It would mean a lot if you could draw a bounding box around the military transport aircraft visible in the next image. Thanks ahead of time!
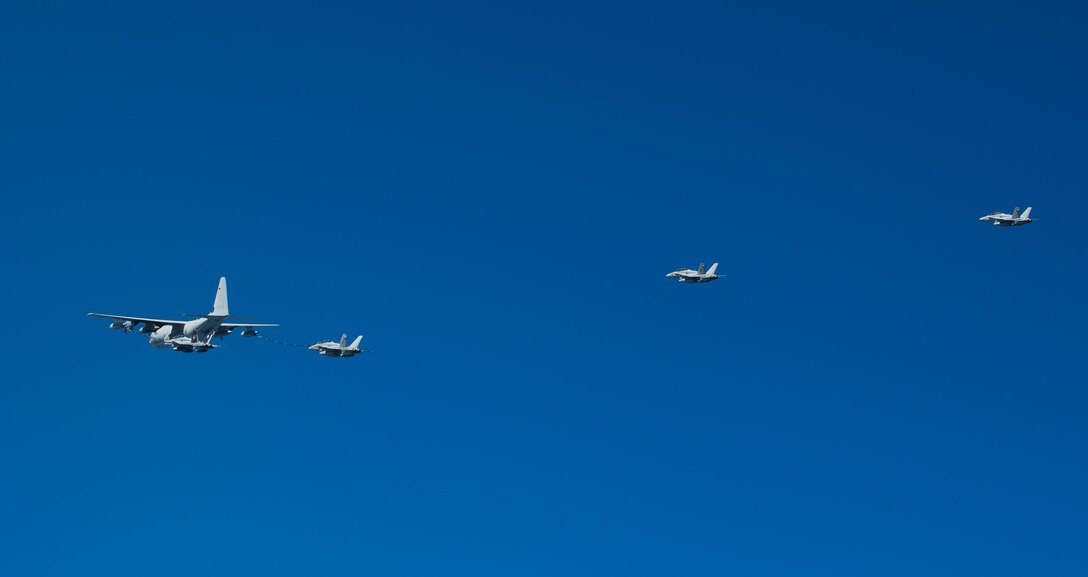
[666,262,723,283]
[88,277,278,353]
[980,206,1034,226]
[309,334,366,358]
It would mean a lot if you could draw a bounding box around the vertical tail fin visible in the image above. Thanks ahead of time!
[1011,207,1021,218]
[211,277,229,316]
[706,263,718,276]
[697,263,706,274]
[349,336,363,349]
[339,334,348,347]
[1020,207,1032,219]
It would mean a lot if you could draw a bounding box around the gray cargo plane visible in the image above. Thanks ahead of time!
[88,277,278,353]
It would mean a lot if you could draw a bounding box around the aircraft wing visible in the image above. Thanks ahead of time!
[221,322,280,328]
[87,314,278,329]
[87,312,185,329]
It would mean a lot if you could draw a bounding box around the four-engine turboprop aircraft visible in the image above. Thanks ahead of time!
[309,334,366,358]
[88,277,278,353]
[980,206,1034,226]
[666,262,722,283]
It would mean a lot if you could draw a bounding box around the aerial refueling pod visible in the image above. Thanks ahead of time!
[241,327,259,337]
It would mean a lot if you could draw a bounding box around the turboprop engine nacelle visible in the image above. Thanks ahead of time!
[214,327,234,338]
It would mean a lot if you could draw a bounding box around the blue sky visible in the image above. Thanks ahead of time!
[2,1,1086,575]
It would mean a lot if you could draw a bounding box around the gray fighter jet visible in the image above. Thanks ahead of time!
[666,262,722,283]
[980,206,1033,226]
[309,334,366,358]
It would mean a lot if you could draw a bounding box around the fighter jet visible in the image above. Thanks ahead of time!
[309,334,366,358]
[164,336,220,353]
[88,277,278,353]
[666,262,722,283]
[980,206,1034,226]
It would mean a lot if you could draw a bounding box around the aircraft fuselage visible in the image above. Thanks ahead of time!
[147,316,226,349]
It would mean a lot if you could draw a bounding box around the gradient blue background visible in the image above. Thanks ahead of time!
[2,1,1086,575]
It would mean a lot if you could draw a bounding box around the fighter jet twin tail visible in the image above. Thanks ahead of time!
[88,277,363,358]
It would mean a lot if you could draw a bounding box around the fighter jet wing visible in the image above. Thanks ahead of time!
[86,313,185,329]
